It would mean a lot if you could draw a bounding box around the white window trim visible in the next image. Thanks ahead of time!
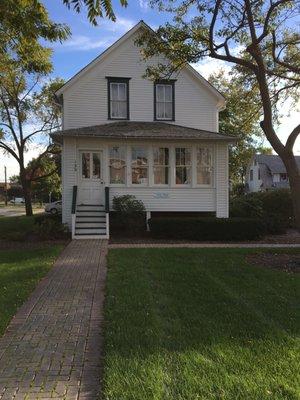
[109,81,128,120]
[155,83,174,121]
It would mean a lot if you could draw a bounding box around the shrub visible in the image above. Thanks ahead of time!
[111,195,146,235]
[149,217,265,241]
[34,214,69,239]
[112,195,145,213]
[230,189,293,230]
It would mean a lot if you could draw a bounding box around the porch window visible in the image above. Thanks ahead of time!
[109,146,126,184]
[153,147,169,185]
[196,147,213,185]
[175,147,191,185]
[131,146,148,185]
[154,81,175,120]
[107,77,130,120]
[81,152,101,179]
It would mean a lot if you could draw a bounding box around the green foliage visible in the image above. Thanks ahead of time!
[62,0,128,25]
[112,195,145,213]
[230,189,294,229]
[0,0,70,73]
[26,150,61,202]
[149,217,265,241]
[34,214,69,239]
[0,215,36,241]
[209,71,272,183]
[111,195,146,235]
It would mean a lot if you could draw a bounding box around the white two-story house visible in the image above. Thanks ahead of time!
[51,21,235,239]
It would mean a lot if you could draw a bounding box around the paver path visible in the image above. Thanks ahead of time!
[0,240,108,400]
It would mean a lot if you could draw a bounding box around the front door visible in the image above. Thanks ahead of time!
[77,150,104,205]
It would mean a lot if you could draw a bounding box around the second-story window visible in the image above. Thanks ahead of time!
[154,80,175,121]
[107,77,130,120]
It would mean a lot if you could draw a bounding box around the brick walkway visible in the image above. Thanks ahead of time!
[0,240,108,400]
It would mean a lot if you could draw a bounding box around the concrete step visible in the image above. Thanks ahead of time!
[75,223,106,228]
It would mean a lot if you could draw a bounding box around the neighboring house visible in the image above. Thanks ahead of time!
[246,154,300,192]
[51,21,235,239]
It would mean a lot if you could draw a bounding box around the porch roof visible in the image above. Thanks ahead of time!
[50,122,237,143]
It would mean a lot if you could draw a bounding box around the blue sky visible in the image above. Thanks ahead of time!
[43,0,169,81]
[0,1,299,180]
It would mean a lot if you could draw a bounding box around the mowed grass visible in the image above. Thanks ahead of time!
[103,248,300,400]
[0,246,63,335]
[0,215,36,240]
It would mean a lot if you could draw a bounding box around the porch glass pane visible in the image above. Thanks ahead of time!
[131,147,148,184]
[109,146,126,184]
[92,153,101,179]
[82,153,90,179]
[132,167,148,185]
[153,147,169,185]
[154,166,169,185]
[175,148,191,185]
[197,147,212,185]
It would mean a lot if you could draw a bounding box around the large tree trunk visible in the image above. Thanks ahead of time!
[20,169,33,216]
[280,151,300,231]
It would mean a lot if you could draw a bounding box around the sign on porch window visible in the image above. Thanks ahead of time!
[109,146,126,184]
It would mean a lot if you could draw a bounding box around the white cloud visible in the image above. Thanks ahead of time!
[191,59,231,80]
[100,15,136,33]
[61,35,111,51]
[139,0,149,11]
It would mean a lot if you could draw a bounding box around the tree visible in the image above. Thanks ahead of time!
[0,0,70,74]
[138,0,300,229]
[26,151,61,203]
[209,70,271,183]
[0,71,64,216]
[62,0,128,25]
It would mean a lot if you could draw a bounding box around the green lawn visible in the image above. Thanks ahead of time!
[0,245,63,335]
[0,215,37,240]
[103,248,300,400]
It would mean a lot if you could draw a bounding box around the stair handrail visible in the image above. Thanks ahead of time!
[72,185,77,214]
[105,186,109,213]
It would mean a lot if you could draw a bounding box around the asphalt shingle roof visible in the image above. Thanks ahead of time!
[256,154,300,173]
[51,122,237,143]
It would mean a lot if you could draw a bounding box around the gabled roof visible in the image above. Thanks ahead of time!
[55,20,225,107]
[255,154,300,173]
[50,121,237,143]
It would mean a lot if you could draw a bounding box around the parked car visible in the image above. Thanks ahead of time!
[9,197,25,204]
[45,200,62,215]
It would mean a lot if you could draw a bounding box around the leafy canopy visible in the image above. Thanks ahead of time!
[0,0,70,74]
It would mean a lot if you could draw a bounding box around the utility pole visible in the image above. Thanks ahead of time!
[4,166,8,206]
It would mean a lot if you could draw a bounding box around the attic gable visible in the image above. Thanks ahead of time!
[56,20,225,107]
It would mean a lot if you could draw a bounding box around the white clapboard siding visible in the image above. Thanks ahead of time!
[63,30,219,132]
[62,137,77,227]
[109,188,216,212]
[215,143,229,217]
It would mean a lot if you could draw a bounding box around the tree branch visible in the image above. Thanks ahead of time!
[286,124,300,151]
